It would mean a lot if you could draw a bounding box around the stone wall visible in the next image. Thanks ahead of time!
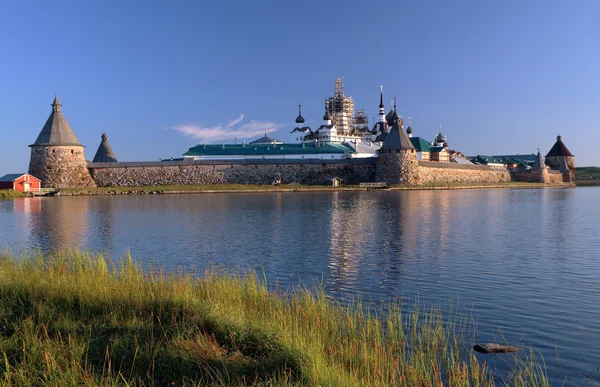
[29,146,96,188]
[87,158,573,188]
[418,161,511,184]
[546,155,575,173]
[512,168,572,184]
[375,150,420,184]
[89,160,375,187]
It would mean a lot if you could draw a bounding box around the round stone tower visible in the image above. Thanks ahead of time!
[28,95,96,188]
[375,116,420,185]
[545,135,575,173]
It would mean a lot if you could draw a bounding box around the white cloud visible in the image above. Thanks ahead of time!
[172,114,281,143]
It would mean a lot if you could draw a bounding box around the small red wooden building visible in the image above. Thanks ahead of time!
[0,173,42,193]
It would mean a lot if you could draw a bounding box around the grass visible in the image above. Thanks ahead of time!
[0,251,550,386]
[0,191,27,199]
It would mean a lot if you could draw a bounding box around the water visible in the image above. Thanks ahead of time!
[1,188,599,384]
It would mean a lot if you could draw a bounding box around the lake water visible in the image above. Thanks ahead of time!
[1,188,599,384]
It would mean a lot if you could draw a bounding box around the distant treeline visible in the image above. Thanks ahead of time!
[575,167,600,180]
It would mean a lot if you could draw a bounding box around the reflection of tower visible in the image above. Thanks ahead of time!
[28,197,90,251]
[94,197,115,252]
[326,192,379,291]
[327,78,355,134]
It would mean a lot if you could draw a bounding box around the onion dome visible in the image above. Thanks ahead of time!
[323,102,333,121]
[295,104,305,124]
[387,97,400,126]
[443,141,448,148]
[385,108,395,126]
[436,131,446,143]
[406,126,413,135]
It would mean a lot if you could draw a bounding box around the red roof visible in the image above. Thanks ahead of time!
[545,136,573,157]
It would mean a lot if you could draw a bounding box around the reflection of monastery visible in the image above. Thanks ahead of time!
[22,79,575,189]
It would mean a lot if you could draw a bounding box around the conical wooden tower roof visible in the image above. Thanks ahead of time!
[93,133,118,162]
[532,150,546,170]
[545,135,573,157]
[30,95,83,147]
[381,117,415,151]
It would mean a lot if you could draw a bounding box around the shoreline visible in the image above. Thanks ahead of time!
[0,181,579,199]
[50,181,576,197]
[0,250,548,386]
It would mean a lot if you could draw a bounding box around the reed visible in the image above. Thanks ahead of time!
[0,191,26,199]
[0,250,548,386]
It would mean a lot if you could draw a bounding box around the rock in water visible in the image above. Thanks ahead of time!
[473,343,519,354]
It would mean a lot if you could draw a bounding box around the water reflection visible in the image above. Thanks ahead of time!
[25,197,90,251]
[0,188,598,384]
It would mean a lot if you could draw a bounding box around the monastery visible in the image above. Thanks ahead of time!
[21,79,575,189]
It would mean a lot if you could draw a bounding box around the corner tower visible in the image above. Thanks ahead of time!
[375,117,420,185]
[28,95,96,188]
[545,135,575,173]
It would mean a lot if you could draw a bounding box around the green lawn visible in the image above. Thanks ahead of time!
[0,251,548,386]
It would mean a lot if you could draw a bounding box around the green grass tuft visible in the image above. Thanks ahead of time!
[0,191,26,200]
[0,251,549,386]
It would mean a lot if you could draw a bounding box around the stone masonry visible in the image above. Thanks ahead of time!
[29,146,96,188]
[376,150,420,184]
[89,162,376,187]
[418,161,511,184]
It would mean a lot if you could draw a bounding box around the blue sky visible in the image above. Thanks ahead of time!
[1,0,598,176]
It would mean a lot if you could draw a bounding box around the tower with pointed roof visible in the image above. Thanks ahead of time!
[545,135,575,175]
[28,95,96,188]
[375,116,420,184]
[531,149,549,183]
[93,133,118,163]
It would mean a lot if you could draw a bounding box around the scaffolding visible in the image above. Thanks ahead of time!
[327,78,355,134]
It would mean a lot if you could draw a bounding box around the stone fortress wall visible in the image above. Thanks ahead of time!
[87,157,564,187]
[417,161,512,184]
[511,169,571,184]
[88,160,376,187]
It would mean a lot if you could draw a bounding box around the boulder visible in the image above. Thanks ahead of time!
[473,343,519,354]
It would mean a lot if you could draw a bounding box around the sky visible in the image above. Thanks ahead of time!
[1,0,599,176]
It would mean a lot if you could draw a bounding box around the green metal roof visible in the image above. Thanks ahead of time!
[471,155,507,165]
[410,137,432,152]
[183,142,354,156]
